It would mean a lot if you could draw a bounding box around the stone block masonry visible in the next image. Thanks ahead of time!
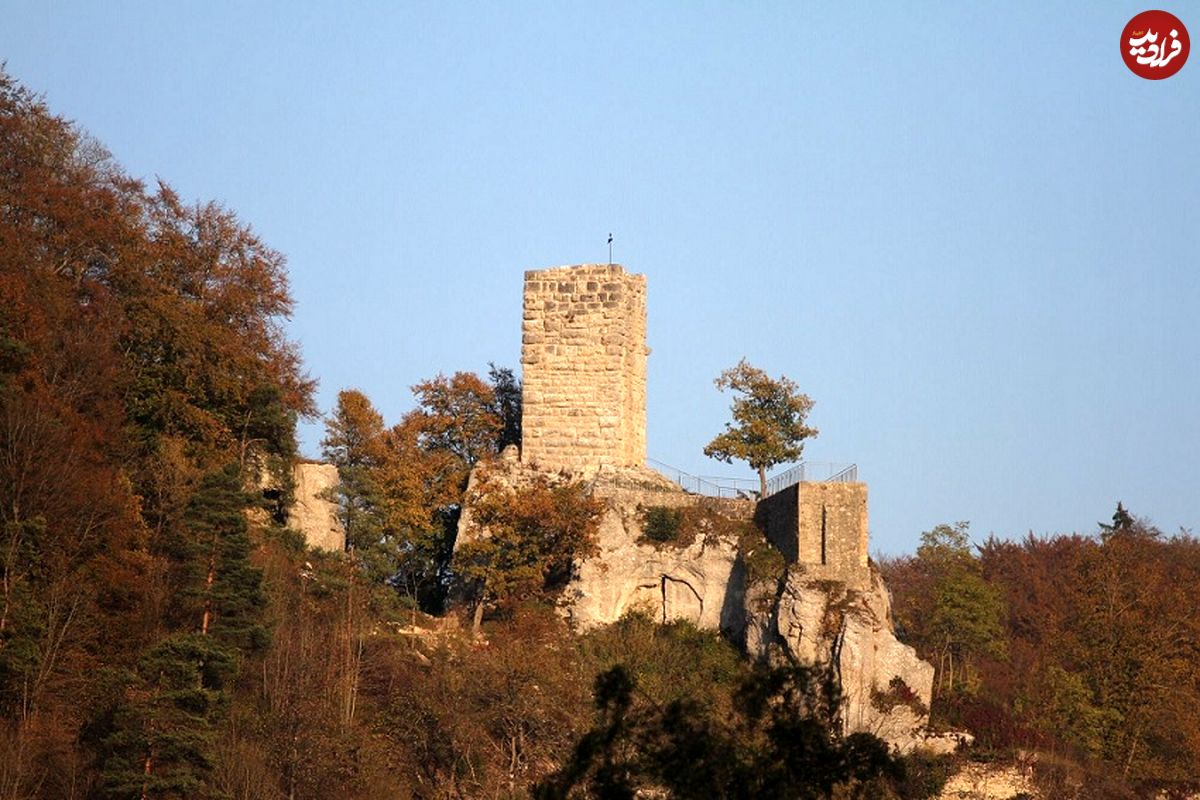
[520,264,648,473]
[757,482,869,587]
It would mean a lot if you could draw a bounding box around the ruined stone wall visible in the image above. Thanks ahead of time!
[798,482,868,585]
[520,264,647,473]
[757,481,868,587]
[757,482,801,563]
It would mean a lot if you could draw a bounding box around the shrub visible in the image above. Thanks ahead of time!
[871,675,930,717]
[641,505,684,544]
[738,524,787,585]
[894,751,959,799]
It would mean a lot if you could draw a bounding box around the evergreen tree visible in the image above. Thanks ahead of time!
[487,362,523,452]
[163,465,267,652]
[1099,501,1141,541]
[98,466,266,798]
[322,390,387,555]
[97,634,236,799]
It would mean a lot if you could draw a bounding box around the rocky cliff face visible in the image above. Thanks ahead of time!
[459,458,750,634]
[562,473,935,752]
[289,463,345,552]
[566,496,745,634]
[458,459,936,752]
[749,565,935,751]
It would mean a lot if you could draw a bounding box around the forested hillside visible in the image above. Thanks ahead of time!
[0,67,316,795]
[0,70,906,799]
[882,513,1200,797]
[4,68,1198,799]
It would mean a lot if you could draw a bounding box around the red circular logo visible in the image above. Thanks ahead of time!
[1122,10,1189,79]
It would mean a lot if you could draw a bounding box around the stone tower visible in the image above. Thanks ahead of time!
[520,264,647,473]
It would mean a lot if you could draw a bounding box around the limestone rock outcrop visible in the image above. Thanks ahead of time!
[749,564,935,752]
[289,462,345,552]
[566,495,744,633]
[458,458,751,634]
[457,457,937,753]
[937,761,1039,799]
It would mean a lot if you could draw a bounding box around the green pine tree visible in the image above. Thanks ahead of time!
[99,465,266,798]
[97,634,236,799]
[322,389,388,556]
[163,464,267,652]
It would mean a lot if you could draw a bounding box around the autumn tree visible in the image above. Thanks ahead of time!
[1054,516,1200,784]
[0,70,157,794]
[0,67,313,794]
[251,547,393,799]
[323,369,521,609]
[897,523,1006,698]
[117,184,314,536]
[409,371,502,467]
[883,509,1200,792]
[456,477,602,636]
[703,360,818,496]
[373,416,463,608]
[365,605,591,796]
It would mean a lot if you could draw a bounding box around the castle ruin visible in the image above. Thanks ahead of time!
[518,262,869,585]
[470,263,934,751]
[519,264,647,473]
[757,481,869,588]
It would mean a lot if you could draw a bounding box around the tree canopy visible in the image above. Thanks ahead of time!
[884,523,1007,702]
[321,368,524,610]
[882,508,1200,794]
[456,475,602,635]
[0,67,313,797]
[703,359,818,495]
[535,660,900,799]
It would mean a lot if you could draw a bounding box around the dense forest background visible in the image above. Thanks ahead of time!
[2,70,1198,798]
[881,514,1200,797]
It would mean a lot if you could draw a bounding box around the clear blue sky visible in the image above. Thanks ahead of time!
[4,2,1197,554]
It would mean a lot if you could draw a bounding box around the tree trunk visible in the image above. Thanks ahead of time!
[2,505,24,635]
[342,583,361,725]
[1124,729,1140,778]
[141,747,153,800]
[201,548,216,636]
[472,599,486,639]
[758,467,768,497]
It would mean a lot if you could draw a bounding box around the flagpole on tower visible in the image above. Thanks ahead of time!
[608,233,613,265]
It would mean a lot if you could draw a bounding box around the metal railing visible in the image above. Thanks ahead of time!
[648,458,858,500]
[647,458,760,499]
[763,462,858,498]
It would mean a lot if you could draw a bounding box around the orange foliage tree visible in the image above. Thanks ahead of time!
[456,476,603,636]
[323,371,520,610]
[0,67,313,796]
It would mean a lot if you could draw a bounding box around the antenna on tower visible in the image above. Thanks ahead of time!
[607,232,613,265]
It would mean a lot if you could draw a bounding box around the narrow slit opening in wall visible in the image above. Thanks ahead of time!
[821,504,827,565]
